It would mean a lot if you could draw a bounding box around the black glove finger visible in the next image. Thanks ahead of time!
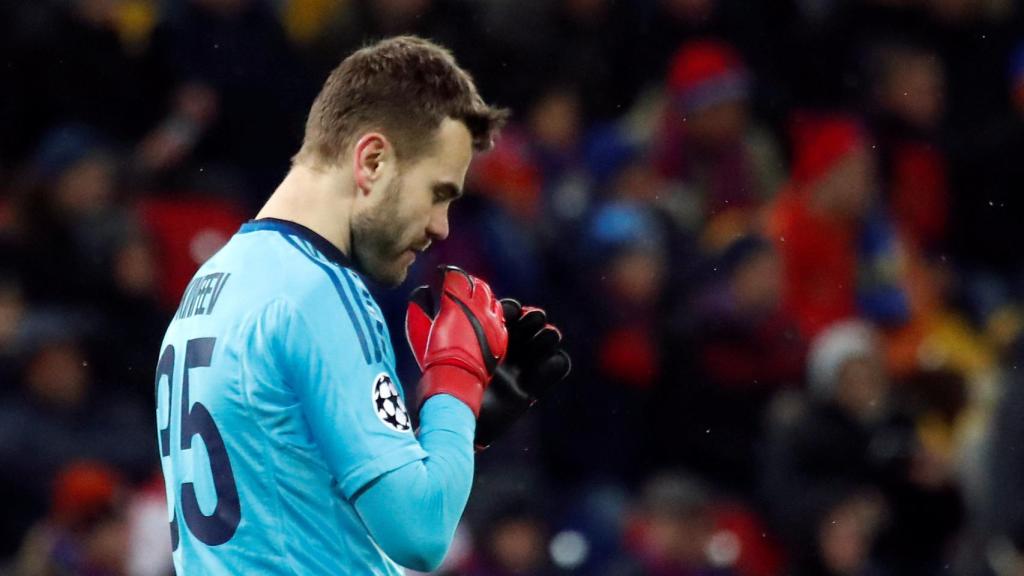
[408,285,437,318]
[520,349,571,398]
[504,304,543,366]
[523,324,562,361]
[541,348,572,381]
[509,309,559,368]
[500,298,522,325]
[514,306,547,340]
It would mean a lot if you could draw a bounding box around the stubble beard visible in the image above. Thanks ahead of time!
[351,176,411,287]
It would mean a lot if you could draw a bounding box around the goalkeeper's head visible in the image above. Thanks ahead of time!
[289,36,508,286]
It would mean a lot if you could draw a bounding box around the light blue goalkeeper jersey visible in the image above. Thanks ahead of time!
[156,218,431,575]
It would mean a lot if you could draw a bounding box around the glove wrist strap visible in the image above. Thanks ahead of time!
[419,364,485,417]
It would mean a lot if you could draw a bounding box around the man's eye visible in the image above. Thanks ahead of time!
[432,185,460,204]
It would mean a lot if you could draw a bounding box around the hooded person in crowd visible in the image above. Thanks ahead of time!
[768,115,910,340]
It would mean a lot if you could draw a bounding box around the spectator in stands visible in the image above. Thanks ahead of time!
[988,335,1024,574]
[675,235,804,492]
[761,320,961,575]
[759,320,899,573]
[462,500,553,576]
[550,200,669,484]
[0,271,27,389]
[793,489,888,576]
[882,251,1002,572]
[94,233,169,404]
[693,236,803,392]
[866,41,951,254]
[768,115,909,339]
[11,461,129,576]
[654,39,783,243]
[151,0,311,203]
[13,125,141,308]
[0,328,154,558]
[471,83,588,232]
[612,473,737,576]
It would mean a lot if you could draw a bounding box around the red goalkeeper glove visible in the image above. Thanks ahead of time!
[405,266,508,416]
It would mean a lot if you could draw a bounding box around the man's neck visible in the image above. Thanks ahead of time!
[256,164,355,256]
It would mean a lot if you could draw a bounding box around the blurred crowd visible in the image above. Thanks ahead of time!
[2,0,1024,575]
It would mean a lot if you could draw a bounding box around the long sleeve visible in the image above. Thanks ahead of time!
[353,395,475,572]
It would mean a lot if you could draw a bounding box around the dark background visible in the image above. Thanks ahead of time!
[1,0,1024,575]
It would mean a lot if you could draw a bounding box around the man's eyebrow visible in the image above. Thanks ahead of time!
[433,182,463,200]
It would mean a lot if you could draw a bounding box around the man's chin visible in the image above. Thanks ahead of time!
[367,263,409,288]
[380,271,408,288]
[353,250,409,287]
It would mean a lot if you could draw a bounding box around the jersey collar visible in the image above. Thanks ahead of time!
[239,218,355,269]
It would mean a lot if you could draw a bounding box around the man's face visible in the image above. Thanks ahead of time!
[685,99,749,150]
[732,248,782,314]
[813,146,876,220]
[837,354,889,421]
[352,119,473,286]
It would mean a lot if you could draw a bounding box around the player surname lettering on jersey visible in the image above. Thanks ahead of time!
[175,272,231,320]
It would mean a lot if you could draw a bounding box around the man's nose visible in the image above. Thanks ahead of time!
[426,206,449,241]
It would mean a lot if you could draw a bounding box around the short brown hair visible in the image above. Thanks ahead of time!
[294,36,508,166]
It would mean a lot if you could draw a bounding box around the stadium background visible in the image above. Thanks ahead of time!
[2,0,1024,574]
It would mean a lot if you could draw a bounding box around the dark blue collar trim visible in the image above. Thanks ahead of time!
[239,218,355,269]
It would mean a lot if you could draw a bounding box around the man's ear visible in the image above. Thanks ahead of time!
[353,133,390,195]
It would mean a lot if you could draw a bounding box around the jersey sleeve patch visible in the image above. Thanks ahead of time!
[371,373,411,433]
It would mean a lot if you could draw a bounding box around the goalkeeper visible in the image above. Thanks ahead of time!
[155,36,569,575]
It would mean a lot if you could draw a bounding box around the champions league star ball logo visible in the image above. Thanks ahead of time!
[373,373,411,432]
